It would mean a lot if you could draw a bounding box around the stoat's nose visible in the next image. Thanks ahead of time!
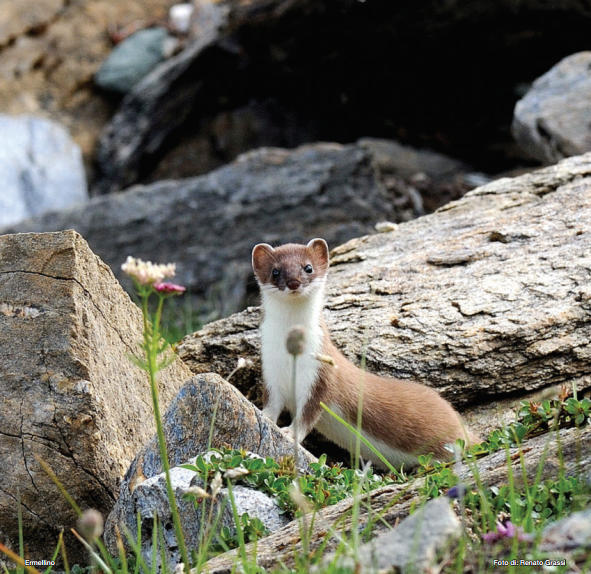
[286,279,301,291]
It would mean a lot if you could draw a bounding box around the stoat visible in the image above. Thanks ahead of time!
[251,238,477,469]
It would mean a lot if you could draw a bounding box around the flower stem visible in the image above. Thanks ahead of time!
[145,293,190,573]
[153,294,165,353]
[291,354,299,478]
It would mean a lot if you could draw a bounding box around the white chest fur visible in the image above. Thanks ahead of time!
[260,288,324,420]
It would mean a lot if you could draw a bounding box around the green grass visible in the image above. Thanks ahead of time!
[179,388,590,572]
[159,294,205,345]
[183,450,399,517]
[3,388,590,574]
[3,389,589,574]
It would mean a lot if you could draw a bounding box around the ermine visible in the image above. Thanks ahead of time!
[252,238,478,469]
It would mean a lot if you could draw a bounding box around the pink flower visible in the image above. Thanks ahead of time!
[153,282,186,295]
[482,530,500,543]
[482,521,532,544]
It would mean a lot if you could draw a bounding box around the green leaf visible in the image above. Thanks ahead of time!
[195,457,208,474]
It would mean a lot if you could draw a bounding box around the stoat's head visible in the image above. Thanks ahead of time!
[252,238,329,300]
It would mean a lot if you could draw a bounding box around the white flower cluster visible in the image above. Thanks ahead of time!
[121,256,176,285]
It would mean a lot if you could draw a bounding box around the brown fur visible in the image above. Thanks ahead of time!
[313,328,476,459]
[252,241,329,292]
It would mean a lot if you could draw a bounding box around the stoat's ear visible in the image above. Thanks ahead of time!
[306,238,329,269]
[252,243,275,276]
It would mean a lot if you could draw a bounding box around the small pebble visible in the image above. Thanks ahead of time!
[169,3,195,34]
[375,221,398,233]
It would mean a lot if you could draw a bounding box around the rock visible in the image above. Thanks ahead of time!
[0,0,176,168]
[177,153,591,427]
[0,0,63,46]
[539,507,591,552]
[358,137,477,215]
[145,100,320,184]
[95,28,173,94]
[2,140,466,318]
[105,458,288,571]
[359,137,469,182]
[360,497,460,572]
[4,1,591,182]
[0,230,192,562]
[323,497,461,573]
[169,3,194,35]
[512,52,591,163]
[104,374,315,561]
[0,115,88,227]
[95,0,229,193]
[92,0,591,191]
[202,424,591,572]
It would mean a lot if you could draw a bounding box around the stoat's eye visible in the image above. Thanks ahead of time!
[304,264,313,274]
[272,268,280,278]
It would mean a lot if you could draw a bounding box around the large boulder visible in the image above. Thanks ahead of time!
[512,52,591,163]
[0,230,192,562]
[177,152,591,421]
[0,140,472,317]
[0,115,88,227]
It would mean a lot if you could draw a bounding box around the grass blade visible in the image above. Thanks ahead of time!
[58,531,69,574]
[17,490,24,574]
[43,535,63,574]
[320,402,401,477]
[226,481,249,573]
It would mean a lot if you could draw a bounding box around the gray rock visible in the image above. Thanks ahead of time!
[331,497,461,573]
[104,374,314,561]
[108,458,288,571]
[359,137,469,182]
[512,52,591,163]
[1,140,474,318]
[0,230,192,563]
[358,137,478,215]
[0,141,419,318]
[539,507,591,552]
[0,115,87,227]
[95,28,173,94]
